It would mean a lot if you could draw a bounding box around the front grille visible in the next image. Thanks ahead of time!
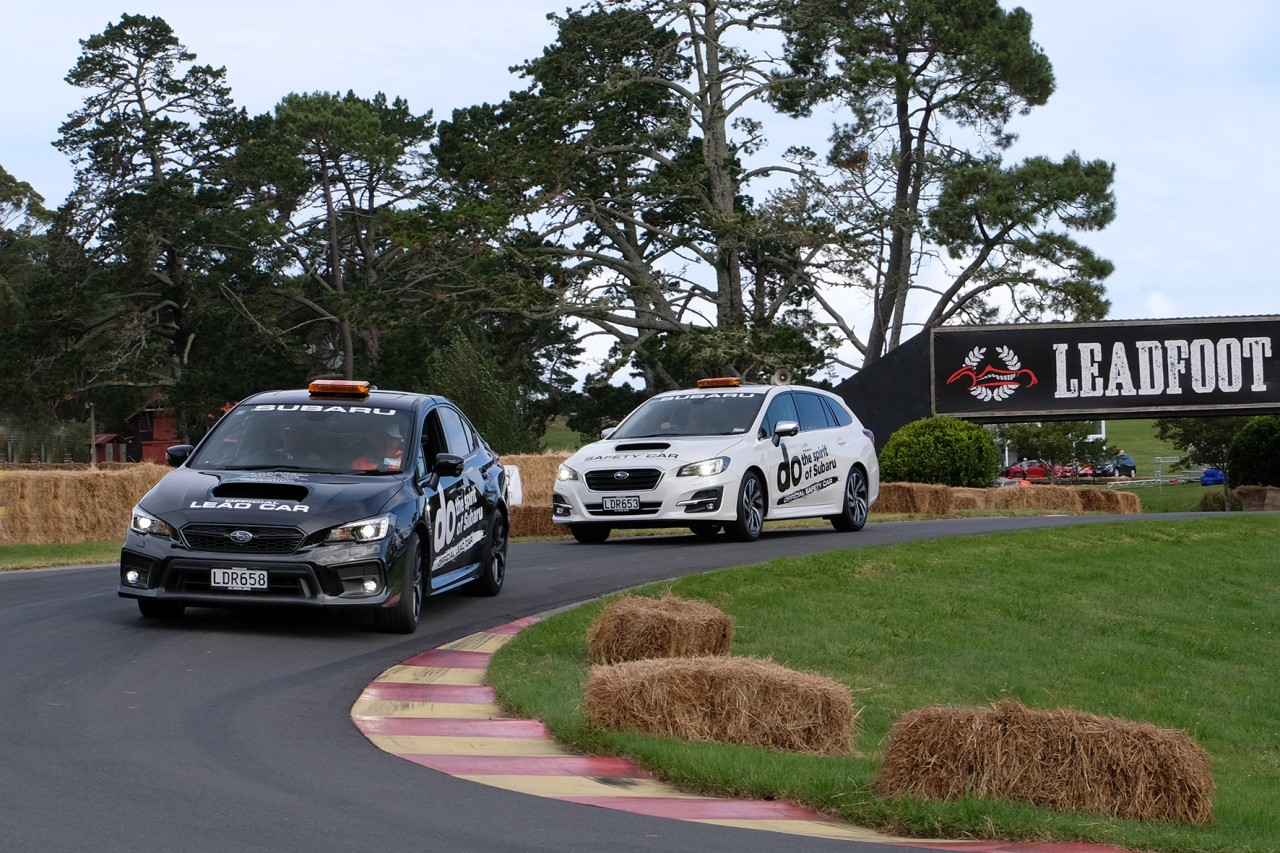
[180,524,304,554]
[584,468,663,491]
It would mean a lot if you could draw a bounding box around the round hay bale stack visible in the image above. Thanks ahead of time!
[585,655,857,755]
[587,593,733,663]
[876,700,1214,825]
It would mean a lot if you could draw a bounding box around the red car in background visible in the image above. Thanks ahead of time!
[1006,459,1076,479]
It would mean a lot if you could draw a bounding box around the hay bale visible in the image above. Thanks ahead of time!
[500,452,568,506]
[587,593,733,663]
[876,700,1214,825]
[984,484,1085,513]
[1234,485,1280,511]
[0,464,169,544]
[509,504,565,539]
[585,655,857,755]
[949,488,988,510]
[870,483,953,515]
[1078,488,1141,514]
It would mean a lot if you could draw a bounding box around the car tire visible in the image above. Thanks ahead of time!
[468,510,508,596]
[376,531,424,634]
[828,466,869,532]
[725,472,765,542]
[689,523,721,539]
[569,524,611,544]
[137,599,185,620]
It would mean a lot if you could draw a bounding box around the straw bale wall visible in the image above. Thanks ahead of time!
[0,464,168,544]
[585,655,857,755]
[877,700,1214,825]
[0,457,1143,545]
[587,593,734,663]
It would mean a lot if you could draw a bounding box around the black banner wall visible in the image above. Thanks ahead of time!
[932,316,1280,421]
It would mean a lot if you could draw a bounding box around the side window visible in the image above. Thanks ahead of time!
[823,396,854,428]
[760,392,799,438]
[795,392,835,431]
[420,409,448,476]
[438,406,474,456]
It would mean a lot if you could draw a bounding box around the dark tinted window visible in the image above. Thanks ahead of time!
[760,392,799,437]
[823,396,853,427]
[795,392,835,431]
[438,405,474,455]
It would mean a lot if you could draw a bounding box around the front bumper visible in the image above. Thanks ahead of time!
[117,531,402,609]
[552,473,732,527]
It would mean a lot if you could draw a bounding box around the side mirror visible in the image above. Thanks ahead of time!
[434,453,465,478]
[165,444,194,467]
[771,420,799,447]
[601,427,615,439]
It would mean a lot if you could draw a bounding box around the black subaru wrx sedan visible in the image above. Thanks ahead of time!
[117,380,509,633]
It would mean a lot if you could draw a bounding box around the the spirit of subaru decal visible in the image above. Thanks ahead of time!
[775,442,839,505]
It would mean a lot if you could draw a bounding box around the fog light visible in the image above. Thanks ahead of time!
[125,570,140,585]
[362,578,378,593]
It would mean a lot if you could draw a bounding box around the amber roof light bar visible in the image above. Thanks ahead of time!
[308,379,373,399]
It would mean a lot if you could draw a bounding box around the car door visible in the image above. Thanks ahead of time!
[432,404,488,579]
[782,391,848,513]
[760,391,803,512]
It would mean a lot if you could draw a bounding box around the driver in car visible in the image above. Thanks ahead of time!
[353,423,404,471]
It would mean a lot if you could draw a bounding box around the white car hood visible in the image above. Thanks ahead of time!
[566,435,748,470]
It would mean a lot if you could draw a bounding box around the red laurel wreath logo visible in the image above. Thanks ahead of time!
[946,346,1039,402]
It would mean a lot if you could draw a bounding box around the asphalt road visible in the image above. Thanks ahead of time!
[0,515,1175,853]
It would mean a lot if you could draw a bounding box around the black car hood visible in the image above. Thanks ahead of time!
[140,467,407,533]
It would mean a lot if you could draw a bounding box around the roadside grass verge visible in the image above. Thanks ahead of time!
[0,541,119,570]
[486,515,1280,853]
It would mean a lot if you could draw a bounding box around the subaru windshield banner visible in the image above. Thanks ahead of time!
[932,316,1280,420]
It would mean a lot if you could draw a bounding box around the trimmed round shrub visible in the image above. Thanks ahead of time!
[1225,415,1280,487]
[879,417,1001,487]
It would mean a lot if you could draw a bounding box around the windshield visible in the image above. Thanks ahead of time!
[610,391,766,439]
[191,402,415,474]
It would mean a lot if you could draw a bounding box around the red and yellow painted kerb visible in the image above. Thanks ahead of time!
[350,618,1127,852]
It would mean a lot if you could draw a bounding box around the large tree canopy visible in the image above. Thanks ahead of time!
[776,0,1115,367]
[436,0,837,390]
[0,3,1117,450]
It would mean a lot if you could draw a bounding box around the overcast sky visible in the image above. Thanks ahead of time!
[4,2,1279,334]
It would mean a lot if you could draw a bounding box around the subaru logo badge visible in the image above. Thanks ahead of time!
[613,471,630,480]
[229,530,254,544]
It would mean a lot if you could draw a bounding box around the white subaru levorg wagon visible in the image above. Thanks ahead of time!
[552,378,879,543]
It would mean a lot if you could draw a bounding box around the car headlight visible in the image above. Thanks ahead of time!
[325,515,391,543]
[557,463,580,482]
[130,507,174,537]
[676,456,730,477]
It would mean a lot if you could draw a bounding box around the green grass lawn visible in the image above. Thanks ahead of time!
[487,515,1280,853]
[540,415,583,452]
[1103,418,1182,476]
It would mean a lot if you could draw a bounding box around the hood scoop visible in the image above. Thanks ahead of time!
[613,442,672,451]
[211,481,310,502]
